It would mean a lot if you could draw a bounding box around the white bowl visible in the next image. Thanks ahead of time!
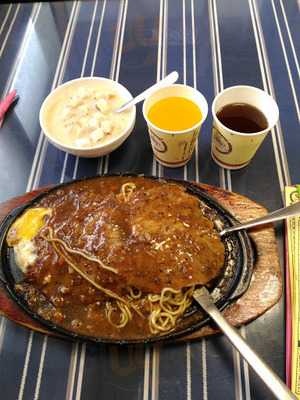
[39,77,136,158]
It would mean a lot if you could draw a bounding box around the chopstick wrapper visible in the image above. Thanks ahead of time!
[285,186,300,396]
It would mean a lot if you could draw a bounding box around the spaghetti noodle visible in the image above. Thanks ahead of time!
[42,228,194,333]
[120,182,136,202]
[42,228,129,305]
[42,227,118,274]
[106,301,132,329]
[148,286,194,334]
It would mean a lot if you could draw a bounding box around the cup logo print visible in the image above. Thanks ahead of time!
[187,129,199,157]
[178,129,198,160]
[178,139,189,160]
[149,129,167,153]
[290,187,300,204]
[213,127,232,154]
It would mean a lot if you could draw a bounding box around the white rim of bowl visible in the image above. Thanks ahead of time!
[211,85,279,137]
[39,77,136,151]
[142,84,208,135]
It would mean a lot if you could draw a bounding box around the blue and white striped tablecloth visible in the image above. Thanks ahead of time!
[0,1,299,399]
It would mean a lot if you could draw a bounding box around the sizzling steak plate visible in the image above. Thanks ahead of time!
[0,176,254,344]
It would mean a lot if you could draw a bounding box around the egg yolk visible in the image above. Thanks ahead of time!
[7,208,52,246]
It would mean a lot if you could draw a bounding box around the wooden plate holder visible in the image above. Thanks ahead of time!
[0,183,282,341]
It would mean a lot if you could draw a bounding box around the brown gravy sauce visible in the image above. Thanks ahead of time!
[15,177,225,340]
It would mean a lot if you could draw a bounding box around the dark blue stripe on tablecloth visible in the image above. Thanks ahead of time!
[216,0,283,209]
[60,2,97,83]
[0,321,30,399]
[75,0,122,178]
[108,0,160,176]
[0,4,33,94]
[184,0,193,87]
[270,0,300,94]
[0,4,16,44]
[185,0,198,183]
[158,343,187,400]
[39,1,98,186]
[282,0,300,61]
[39,0,120,185]
[0,3,10,25]
[257,0,300,184]
[0,2,72,203]
[206,335,236,399]
[37,337,75,400]
[218,1,262,88]
[167,0,184,83]
[190,341,204,400]
[188,0,220,186]
[20,333,47,400]
[90,0,119,79]
[0,4,27,79]
[161,0,184,181]
[82,344,145,400]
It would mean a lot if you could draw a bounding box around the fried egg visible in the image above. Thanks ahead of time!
[7,208,52,272]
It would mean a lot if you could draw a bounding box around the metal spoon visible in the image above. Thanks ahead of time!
[114,71,179,113]
[220,200,300,236]
[193,287,296,400]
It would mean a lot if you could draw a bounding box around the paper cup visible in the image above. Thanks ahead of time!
[143,85,208,168]
[211,85,279,169]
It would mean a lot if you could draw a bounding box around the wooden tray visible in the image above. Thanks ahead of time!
[0,183,282,341]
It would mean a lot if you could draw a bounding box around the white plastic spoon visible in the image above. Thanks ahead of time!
[114,71,179,113]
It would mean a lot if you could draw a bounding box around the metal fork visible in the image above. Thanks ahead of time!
[220,200,300,236]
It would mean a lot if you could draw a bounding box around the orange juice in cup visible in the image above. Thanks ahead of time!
[143,85,208,168]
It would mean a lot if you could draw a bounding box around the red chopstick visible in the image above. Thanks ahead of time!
[0,90,18,128]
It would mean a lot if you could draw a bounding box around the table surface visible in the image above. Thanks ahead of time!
[0,1,299,399]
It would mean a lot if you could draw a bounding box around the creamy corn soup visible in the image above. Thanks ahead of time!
[42,80,133,148]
